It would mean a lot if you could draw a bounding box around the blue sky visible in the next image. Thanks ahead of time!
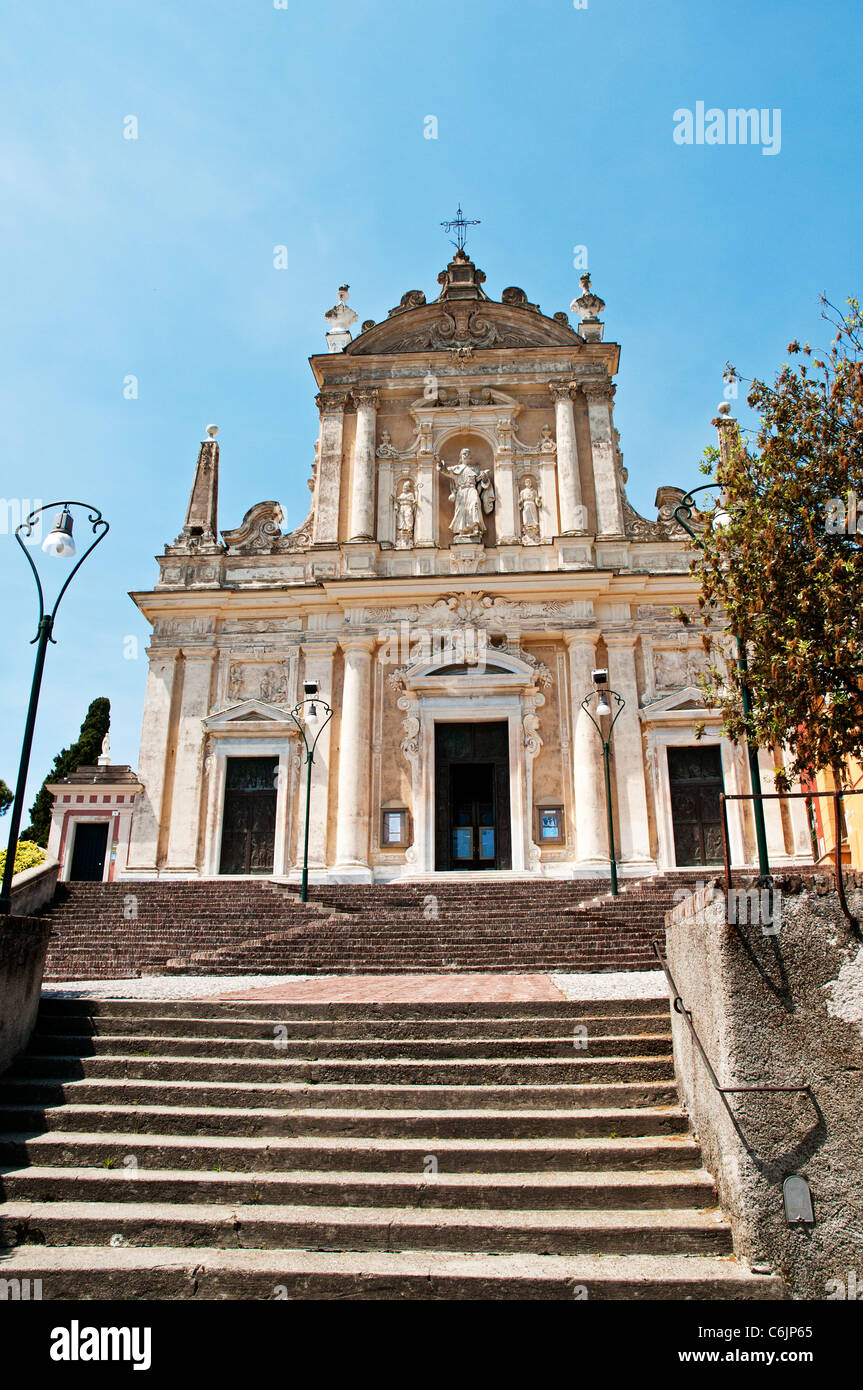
[1,0,860,811]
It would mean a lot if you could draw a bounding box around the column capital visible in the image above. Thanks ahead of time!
[603,630,639,649]
[301,639,339,658]
[339,634,376,654]
[581,379,616,405]
[563,629,601,649]
[548,380,576,403]
[315,389,351,414]
[352,387,380,410]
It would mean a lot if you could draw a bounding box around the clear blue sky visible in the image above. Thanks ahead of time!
[1,0,860,812]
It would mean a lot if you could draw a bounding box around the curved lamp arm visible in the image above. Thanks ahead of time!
[673,483,725,540]
[288,699,334,760]
[15,501,110,641]
[580,687,626,740]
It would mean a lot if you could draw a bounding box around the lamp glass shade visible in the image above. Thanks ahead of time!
[595,697,611,718]
[42,508,76,558]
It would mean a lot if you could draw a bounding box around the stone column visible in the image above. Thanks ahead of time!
[549,382,586,535]
[376,455,395,547]
[582,380,626,537]
[125,648,181,874]
[539,453,560,539]
[335,636,375,870]
[566,633,608,867]
[348,388,379,541]
[164,650,218,873]
[312,390,349,545]
[300,642,336,870]
[604,633,653,866]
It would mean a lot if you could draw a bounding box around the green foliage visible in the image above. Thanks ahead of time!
[0,839,46,879]
[26,697,111,846]
[686,298,863,791]
[0,779,12,816]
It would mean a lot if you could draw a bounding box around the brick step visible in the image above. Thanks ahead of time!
[0,1200,733,1257]
[37,997,666,1019]
[0,1244,784,1300]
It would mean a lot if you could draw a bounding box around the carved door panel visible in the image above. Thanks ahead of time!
[219,756,278,875]
[668,746,724,866]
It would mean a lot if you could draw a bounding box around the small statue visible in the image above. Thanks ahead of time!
[519,475,542,545]
[436,448,495,543]
[393,478,417,549]
[97,732,111,766]
[539,424,557,453]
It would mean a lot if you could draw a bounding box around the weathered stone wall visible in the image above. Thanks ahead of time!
[665,876,863,1299]
[0,915,52,1074]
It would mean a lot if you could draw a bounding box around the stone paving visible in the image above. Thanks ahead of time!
[42,969,667,1003]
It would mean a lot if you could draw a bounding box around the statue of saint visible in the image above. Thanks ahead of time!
[393,478,417,549]
[518,475,542,545]
[436,448,495,543]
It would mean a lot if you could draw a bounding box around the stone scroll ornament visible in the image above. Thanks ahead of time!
[436,448,495,543]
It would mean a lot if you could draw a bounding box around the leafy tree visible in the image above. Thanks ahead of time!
[685,297,863,792]
[23,697,111,846]
[0,779,12,816]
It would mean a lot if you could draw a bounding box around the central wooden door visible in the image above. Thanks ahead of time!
[69,822,108,881]
[434,722,512,870]
[668,745,724,866]
[219,756,278,875]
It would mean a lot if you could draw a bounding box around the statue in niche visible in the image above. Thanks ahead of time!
[393,478,417,549]
[539,424,557,453]
[436,447,495,543]
[518,475,542,545]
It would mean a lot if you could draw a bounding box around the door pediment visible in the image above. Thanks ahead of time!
[203,699,299,732]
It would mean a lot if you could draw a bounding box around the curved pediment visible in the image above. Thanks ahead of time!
[345,298,583,356]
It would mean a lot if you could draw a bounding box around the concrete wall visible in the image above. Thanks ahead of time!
[665,874,863,1299]
[10,855,59,917]
[0,915,52,1074]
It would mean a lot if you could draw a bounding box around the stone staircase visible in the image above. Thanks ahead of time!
[41,876,705,980]
[0,996,784,1299]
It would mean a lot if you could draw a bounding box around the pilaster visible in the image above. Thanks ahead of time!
[349,388,379,541]
[582,380,626,538]
[312,390,349,546]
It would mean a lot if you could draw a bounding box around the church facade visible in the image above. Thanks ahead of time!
[120,247,812,884]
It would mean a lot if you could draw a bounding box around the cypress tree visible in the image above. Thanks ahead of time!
[24,697,111,846]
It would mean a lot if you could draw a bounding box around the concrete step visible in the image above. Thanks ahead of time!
[0,1130,703,1173]
[0,1076,681,1110]
[0,1244,785,1300]
[0,1102,690,1139]
[0,1200,733,1256]
[8,1053,676,1085]
[0,1163,718,1210]
[26,1032,673,1060]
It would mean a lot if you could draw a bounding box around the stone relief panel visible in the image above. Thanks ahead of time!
[652,647,708,691]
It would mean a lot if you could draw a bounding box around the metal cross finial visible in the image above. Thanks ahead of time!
[440,204,481,253]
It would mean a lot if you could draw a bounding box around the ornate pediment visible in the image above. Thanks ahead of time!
[639,686,716,721]
[221,500,313,554]
[203,699,300,732]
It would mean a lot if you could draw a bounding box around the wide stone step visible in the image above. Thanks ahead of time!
[0,1164,717,1210]
[27,1032,672,1060]
[0,1076,679,1110]
[0,1200,733,1257]
[37,999,666,1020]
[0,1244,784,1300]
[0,1130,702,1173]
[32,1012,670,1040]
[0,1102,690,1139]
[9,1053,675,1085]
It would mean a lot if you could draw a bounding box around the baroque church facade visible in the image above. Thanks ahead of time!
[117,246,812,884]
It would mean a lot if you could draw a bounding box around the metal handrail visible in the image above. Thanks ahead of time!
[719,788,862,934]
[651,941,810,1106]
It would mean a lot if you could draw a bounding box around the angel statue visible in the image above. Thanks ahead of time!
[436,447,495,543]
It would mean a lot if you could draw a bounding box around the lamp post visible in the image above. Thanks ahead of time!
[581,669,625,896]
[0,502,109,916]
[673,482,771,881]
[288,683,333,903]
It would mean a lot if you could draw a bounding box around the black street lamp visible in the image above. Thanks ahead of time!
[0,502,109,915]
[288,683,333,904]
[581,669,625,896]
[674,483,771,881]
